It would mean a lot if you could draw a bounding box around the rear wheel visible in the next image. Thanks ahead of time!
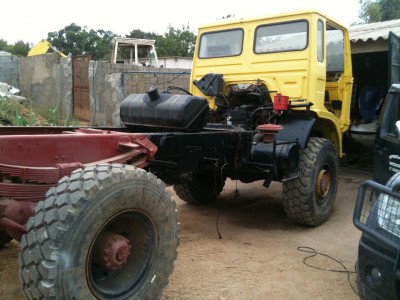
[19,163,179,299]
[174,172,225,204]
[282,137,338,226]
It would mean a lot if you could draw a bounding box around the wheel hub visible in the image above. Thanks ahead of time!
[92,232,131,270]
[316,169,330,200]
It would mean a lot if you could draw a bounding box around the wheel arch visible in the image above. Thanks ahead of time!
[276,114,341,156]
[276,116,315,149]
[311,117,342,157]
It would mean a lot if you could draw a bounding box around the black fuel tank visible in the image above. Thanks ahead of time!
[120,87,209,132]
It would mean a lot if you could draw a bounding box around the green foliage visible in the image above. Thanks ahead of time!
[34,107,78,126]
[127,29,159,40]
[126,25,196,57]
[2,23,197,59]
[11,40,30,57]
[359,0,400,23]
[0,98,37,126]
[0,39,7,51]
[0,97,22,125]
[159,25,196,57]
[47,24,117,60]
[0,97,77,126]
[380,0,400,21]
[0,39,30,56]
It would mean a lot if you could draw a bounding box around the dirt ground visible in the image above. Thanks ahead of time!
[0,165,371,300]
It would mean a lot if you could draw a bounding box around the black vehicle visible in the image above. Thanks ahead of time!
[354,83,400,300]
[372,84,400,185]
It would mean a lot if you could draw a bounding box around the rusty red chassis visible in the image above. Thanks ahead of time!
[0,127,157,241]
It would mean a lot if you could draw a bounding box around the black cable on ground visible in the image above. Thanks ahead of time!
[297,246,358,296]
[215,187,240,240]
[216,200,223,239]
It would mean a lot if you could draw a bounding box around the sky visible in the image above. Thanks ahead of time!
[2,0,360,45]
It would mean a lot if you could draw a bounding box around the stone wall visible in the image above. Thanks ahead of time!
[18,53,72,118]
[89,62,191,126]
[9,55,191,126]
[0,53,18,88]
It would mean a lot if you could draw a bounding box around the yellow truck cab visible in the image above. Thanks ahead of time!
[191,10,353,157]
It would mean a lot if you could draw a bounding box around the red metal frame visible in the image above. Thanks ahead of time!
[0,128,157,241]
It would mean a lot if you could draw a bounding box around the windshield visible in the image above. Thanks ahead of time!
[198,29,243,58]
[254,20,308,53]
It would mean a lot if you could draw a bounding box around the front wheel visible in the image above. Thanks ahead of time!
[282,137,338,226]
[19,163,179,299]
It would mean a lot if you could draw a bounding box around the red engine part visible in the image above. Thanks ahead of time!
[273,93,289,111]
[257,124,283,142]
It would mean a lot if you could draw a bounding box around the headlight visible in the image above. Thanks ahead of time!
[377,193,400,237]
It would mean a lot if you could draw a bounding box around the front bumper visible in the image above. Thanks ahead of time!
[354,179,400,300]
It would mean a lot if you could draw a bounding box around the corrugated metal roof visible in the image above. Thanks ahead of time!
[350,19,400,42]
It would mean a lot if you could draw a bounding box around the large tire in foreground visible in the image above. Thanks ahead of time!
[19,163,179,299]
[282,137,338,226]
[0,228,12,249]
[173,172,225,204]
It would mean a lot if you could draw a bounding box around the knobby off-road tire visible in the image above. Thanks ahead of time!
[18,163,179,300]
[0,228,12,249]
[173,172,225,204]
[282,137,338,226]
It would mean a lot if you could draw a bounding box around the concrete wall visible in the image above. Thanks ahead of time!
[18,53,72,117]
[0,52,19,88]
[89,62,191,126]
[6,54,191,126]
[88,61,122,126]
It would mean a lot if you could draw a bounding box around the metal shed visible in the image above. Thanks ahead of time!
[348,20,400,93]
[350,19,400,53]
[347,20,400,148]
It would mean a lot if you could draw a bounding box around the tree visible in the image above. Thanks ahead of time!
[126,25,196,57]
[380,0,400,21]
[359,0,400,23]
[47,24,116,60]
[11,41,30,57]
[0,39,7,51]
[158,25,196,57]
[0,39,30,56]
[126,29,160,41]
[2,23,196,59]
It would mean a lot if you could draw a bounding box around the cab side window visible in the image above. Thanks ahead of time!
[326,24,344,80]
[317,20,324,62]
